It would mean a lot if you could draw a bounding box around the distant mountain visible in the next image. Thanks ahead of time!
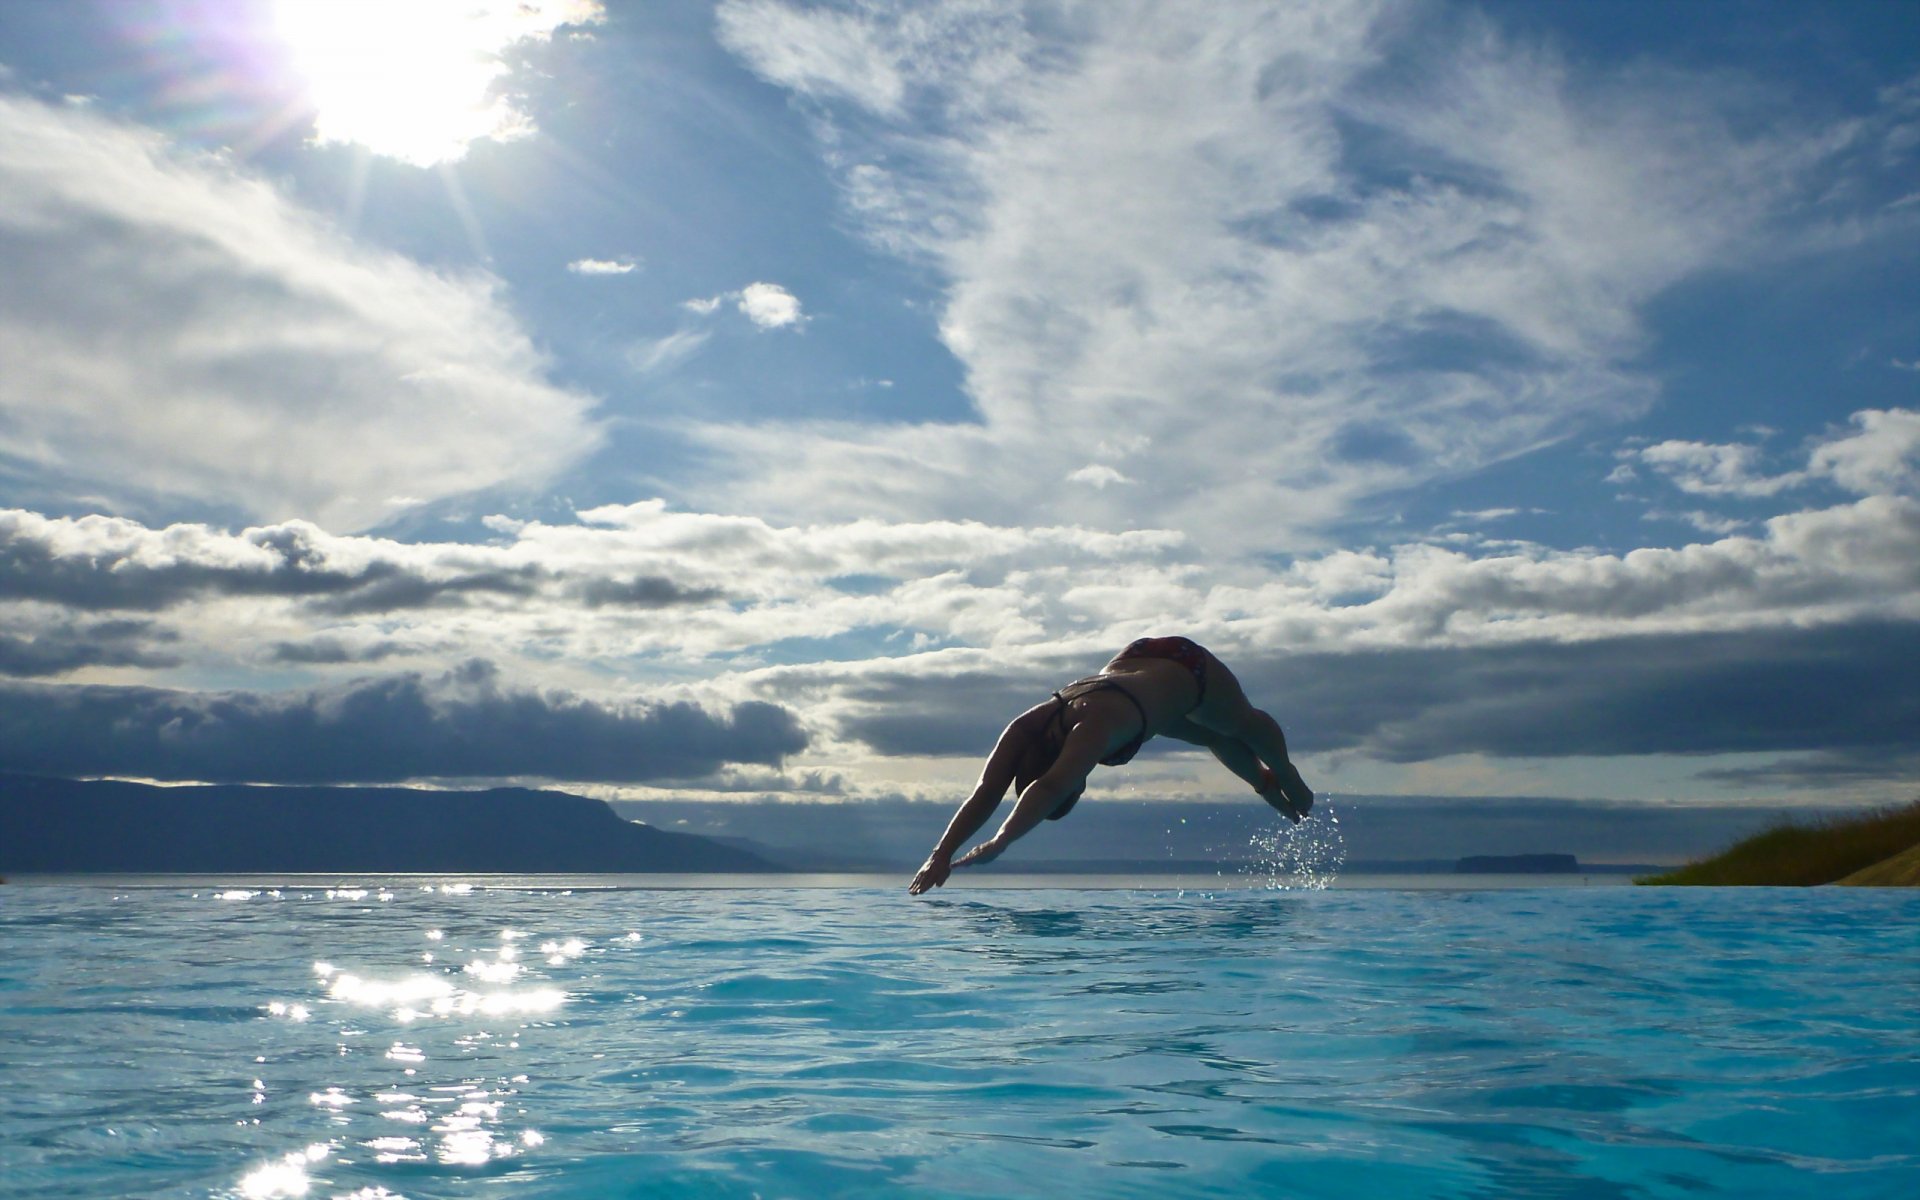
[0,775,777,873]
[1456,853,1579,874]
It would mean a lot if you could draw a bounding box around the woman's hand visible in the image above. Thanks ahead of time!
[908,851,953,895]
[952,836,1008,870]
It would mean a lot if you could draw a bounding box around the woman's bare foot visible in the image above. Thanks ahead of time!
[1257,764,1314,823]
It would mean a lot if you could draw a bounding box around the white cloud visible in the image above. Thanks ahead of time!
[682,283,806,329]
[1633,440,1806,497]
[737,282,806,329]
[1289,494,1920,649]
[1645,510,1749,537]
[568,257,639,275]
[0,502,1194,682]
[9,401,1915,684]
[1807,407,1920,495]
[1626,409,1920,503]
[0,96,603,532]
[1452,508,1525,522]
[703,0,1844,552]
[715,0,907,115]
[1287,549,1394,604]
[628,329,711,375]
[1066,464,1130,488]
[714,0,1029,124]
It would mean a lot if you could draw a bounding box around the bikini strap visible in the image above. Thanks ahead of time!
[1052,678,1148,740]
[1099,680,1150,736]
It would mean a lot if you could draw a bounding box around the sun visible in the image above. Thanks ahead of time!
[271,0,600,167]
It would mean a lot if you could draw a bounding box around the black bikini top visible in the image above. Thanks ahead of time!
[1048,676,1151,767]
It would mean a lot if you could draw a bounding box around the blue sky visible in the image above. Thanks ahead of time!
[1,1,1916,854]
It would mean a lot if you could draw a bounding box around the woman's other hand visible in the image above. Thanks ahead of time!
[908,852,953,895]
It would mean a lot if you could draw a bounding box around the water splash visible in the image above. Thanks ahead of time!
[1241,795,1346,890]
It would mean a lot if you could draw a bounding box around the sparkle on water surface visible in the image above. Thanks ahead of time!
[2,872,1917,1199]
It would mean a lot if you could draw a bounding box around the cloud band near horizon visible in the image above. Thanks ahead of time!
[0,661,808,785]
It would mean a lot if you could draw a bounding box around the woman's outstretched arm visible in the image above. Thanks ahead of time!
[951,722,1108,870]
[908,710,1040,894]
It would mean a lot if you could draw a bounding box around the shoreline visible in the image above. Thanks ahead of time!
[0,870,1660,891]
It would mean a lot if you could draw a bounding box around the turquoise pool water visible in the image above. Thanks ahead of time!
[3,881,1916,1198]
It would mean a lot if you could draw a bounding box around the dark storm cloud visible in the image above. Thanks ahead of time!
[0,618,180,676]
[833,663,1062,757]
[571,575,727,608]
[0,660,807,784]
[0,514,531,612]
[837,623,1919,778]
[301,564,543,614]
[267,637,408,665]
[1694,747,1920,789]
[1284,622,1920,764]
[1,519,227,611]
[0,511,730,616]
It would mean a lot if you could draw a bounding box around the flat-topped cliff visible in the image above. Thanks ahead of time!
[0,775,775,873]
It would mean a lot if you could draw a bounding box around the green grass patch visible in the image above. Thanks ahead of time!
[1637,799,1920,886]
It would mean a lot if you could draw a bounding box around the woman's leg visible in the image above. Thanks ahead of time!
[1188,654,1314,819]
[1163,718,1265,790]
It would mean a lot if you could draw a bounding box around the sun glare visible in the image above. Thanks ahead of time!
[272,0,601,167]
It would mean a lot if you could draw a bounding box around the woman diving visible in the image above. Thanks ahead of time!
[908,636,1314,894]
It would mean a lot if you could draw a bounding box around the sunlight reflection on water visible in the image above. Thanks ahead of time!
[260,912,571,1185]
[236,1143,328,1199]
[308,924,567,1025]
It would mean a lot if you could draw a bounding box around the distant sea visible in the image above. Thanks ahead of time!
[6,876,1918,1199]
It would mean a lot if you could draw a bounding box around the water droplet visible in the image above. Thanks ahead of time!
[1239,796,1346,890]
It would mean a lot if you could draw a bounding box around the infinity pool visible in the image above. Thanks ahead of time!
[3,881,1916,1198]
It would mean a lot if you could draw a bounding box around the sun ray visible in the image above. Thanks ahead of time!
[436,163,494,263]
